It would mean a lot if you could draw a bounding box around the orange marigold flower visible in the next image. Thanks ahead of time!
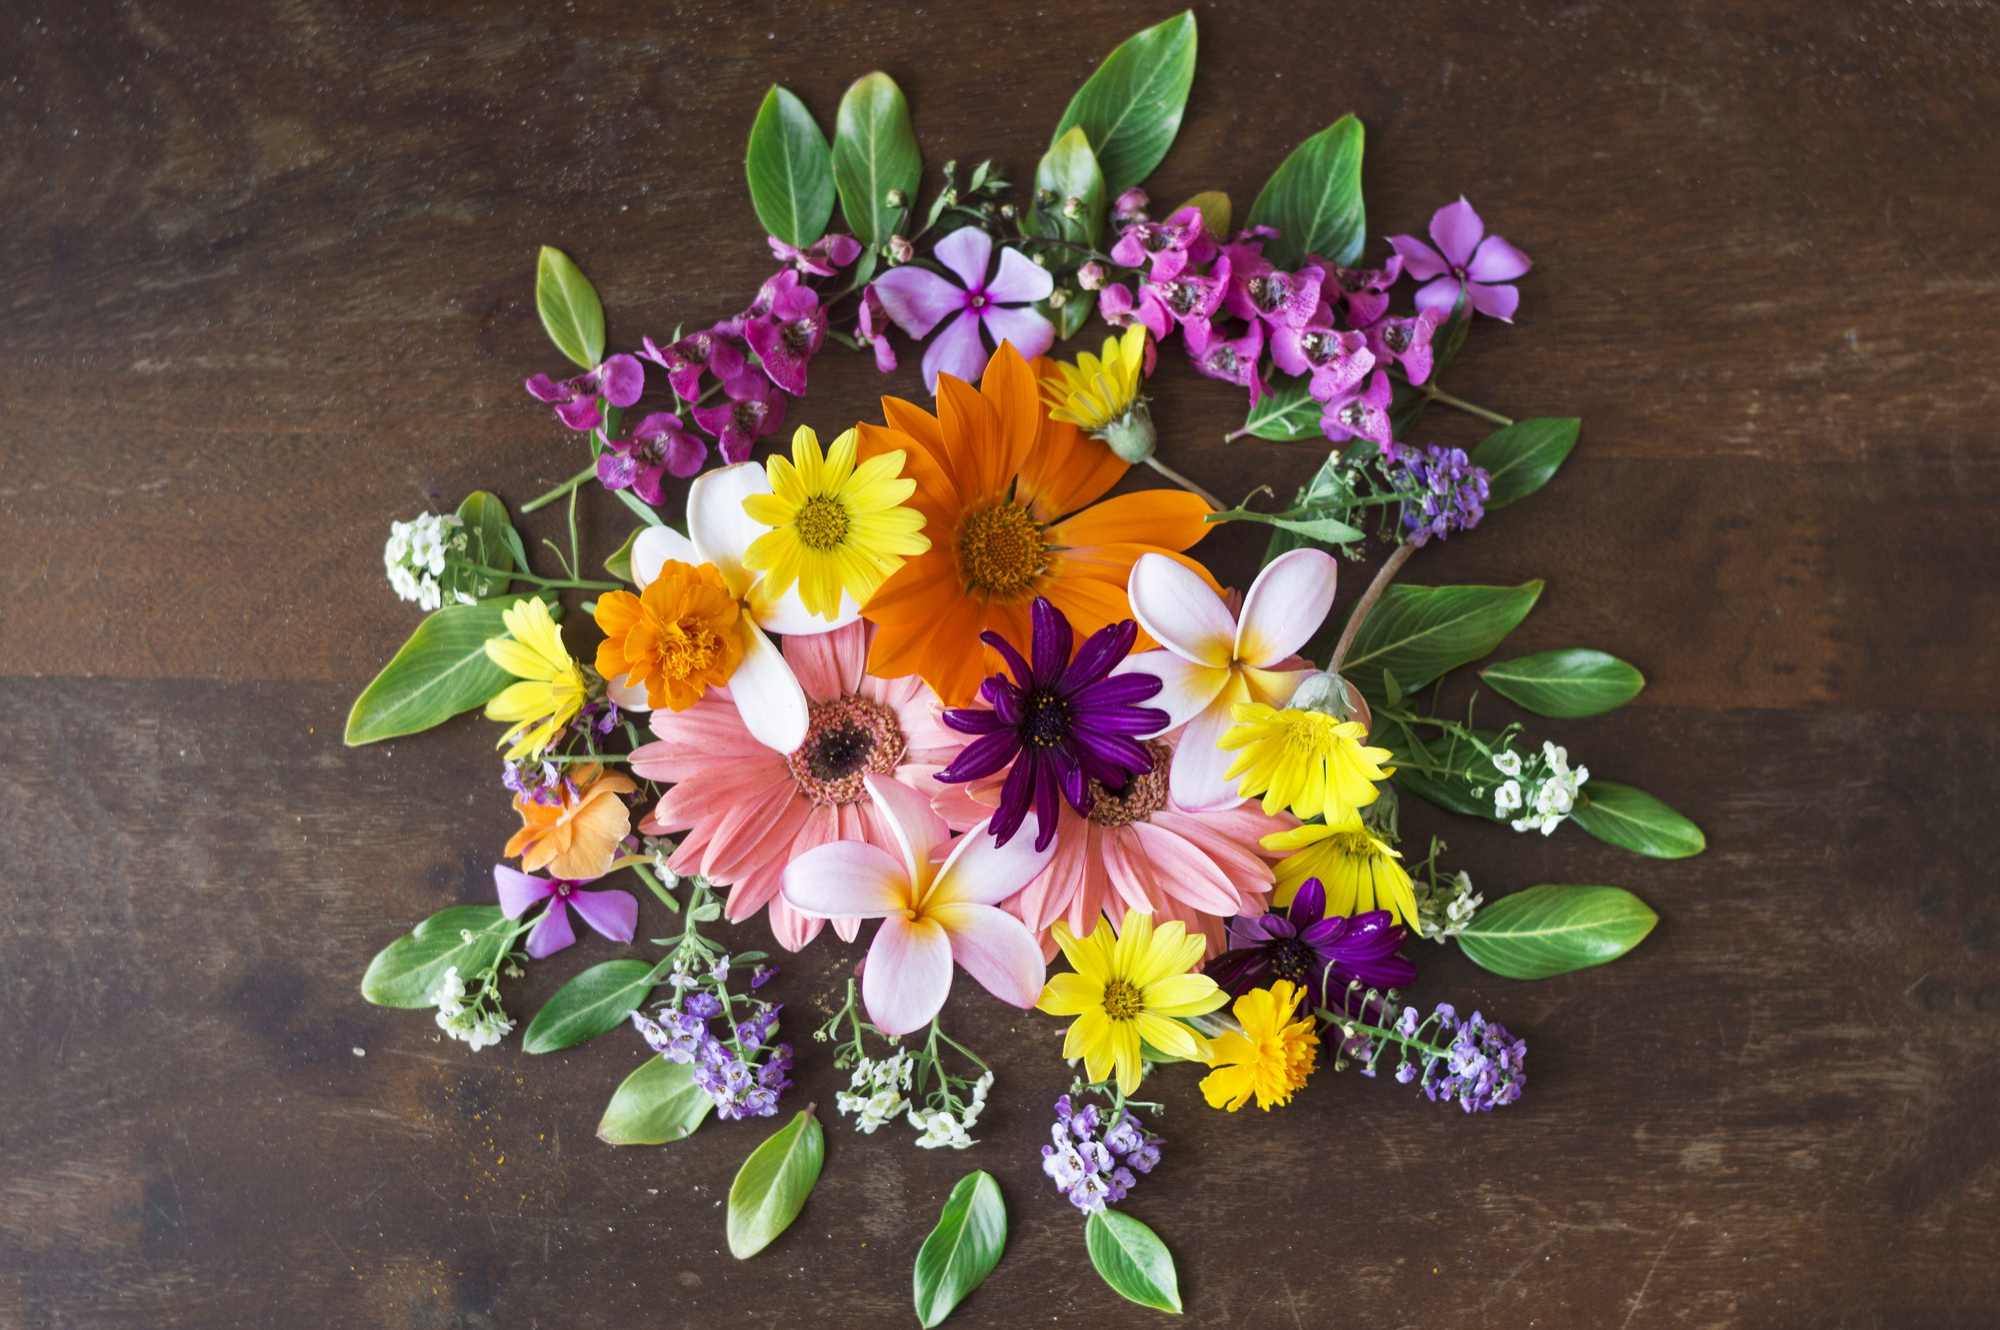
[504,764,637,881]
[856,342,1218,706]
[593,559,745,711]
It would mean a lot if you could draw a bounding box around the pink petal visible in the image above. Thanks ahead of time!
[1114,649,1228,731]
[764,895,826,951]
[1125,552,1236,667]
[984,246,1056,305]
[523,902,576,958]
[1465,280,1520,322]
[494,865,556,919]
[1235,548,1338,667]
[872,264,968,340]
[1388,234,1450,282]
[567,888,638,943]
[932,225,995,291]
[1129,820,1241,914]
[782,622,849,701]
[1412,275,1464,319]
[1428,198,1485,270]
[598,355,646,407]
[920,309,991,394]
[554,396,603,431]
[1167,702,1243,811]
[929,815,1057,907]
[979,304,1055,362]
[781,838,912,918]
[932,902,1045,1008]
[864,771,951,879]
[863,912,954,1035]
[1101,830,1159,917]
[1467,233,1531,283]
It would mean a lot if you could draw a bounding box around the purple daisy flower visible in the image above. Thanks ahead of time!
[1205,876,1417,1014]
[935,597,1167,852]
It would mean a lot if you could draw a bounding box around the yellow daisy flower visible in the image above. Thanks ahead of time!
[482,597,587,760]
[1263,811,1418,926]
[1037,908,1228,1097]
[741,425,930,621]
[1199,981,1319,1112]
[1041,323,1148,432]
[1217,703,1394,822]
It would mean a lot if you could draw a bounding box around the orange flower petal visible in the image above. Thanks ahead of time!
[935,372,1000,502]
[920,591,1000,706]
[975,343,1042,500]
[1047,488,1216,552]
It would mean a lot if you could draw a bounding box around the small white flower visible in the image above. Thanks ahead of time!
[1493,780,1522,815]
[1492,749,1523,777]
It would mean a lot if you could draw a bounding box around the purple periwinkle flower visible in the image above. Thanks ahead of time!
[1109,205,1216,282]
[641,326,746,403]
[742,269,827,396]
[691,368,786,463]
[1188,318,1268,405]
[1206,877,1417,1017]
[1319,369,1395,449]
[525,354,645,432]
[1364,308,1444,386]
[767,232,862,277]
[872,227,1055,392]
[1381,441,1490,546]
[493,865,638,959]
[1272,323,1375,402]
[935,597,1168,853]
[596,412,704,503]
[1389,199,1532,323]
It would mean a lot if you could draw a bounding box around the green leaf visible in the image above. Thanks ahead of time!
[344,594,558,746]
[728,1109,825,1259]
[913,1171,1007,1327]
[1051,11,1198,200]
[1569,781,1706,859]
[1085,1209,1182,1314]
[535,246,604,369]
[1458,884,1659,979]
[1381,727,1504,818]
[1045,288,1099,341]
[1473,417,1580,509]
[360,906,510,1008]
[521,959,657,1055]
[1341,582,1543,697]
[1481,649,1645,718]
[1027,125,1109,258]
[613,486,665,527]
[746,86,836,248]
[604,527,641,584]
[1217,507,1364,545]
[832,72,922,248]
[1246,114,1366,269]
[1239,372,1323,442]
[437,491,519,604]
[1178,189,1231,240]
[598,1056,714,1145]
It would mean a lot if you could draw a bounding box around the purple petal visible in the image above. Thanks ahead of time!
[1040,751,1075,832]
[596,450,639,491]
[820,234,863,267]
[979,304,1056,362]
[494,865,556,918]
[1411,275,1464,320]
[1063,619,1138,689]
[568,888,639,942]
[872,265,968,340]
[1428,198,1485,270]
[984,245,1056,304]
[937,728,1022,783]
[1071,672,1161,711]
[920,309,990,394]
[523,901,576,958]
[554,396,604,431]
[1464,280,1520,322]
[524,373,568,403]
[663,430,707,478]
[941,705,1009,735]
[1030,597,1073,684]
[990,755,1037,847]
[1071,705,1170,737]
[1388,234,1450,282]
[978,627,1036,689]
[1202,948,1265,995]
[1288,876,1327,929]
[932,225,995,290]
[598,355,645,407]
[1467,233,1531,283]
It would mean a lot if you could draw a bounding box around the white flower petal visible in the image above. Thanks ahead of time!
[1126,552,1235,667]
[727,619,810,753]
[1235,547,1338,667]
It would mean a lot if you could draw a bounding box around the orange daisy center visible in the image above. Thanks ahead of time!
[1087,740,1171,827]
[955,501,1048,599]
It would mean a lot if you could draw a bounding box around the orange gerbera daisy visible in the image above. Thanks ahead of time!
[594,559,745,711]
[856,342,1216,705]
[504,763,637,881]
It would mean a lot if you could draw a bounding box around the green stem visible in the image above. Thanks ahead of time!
[1143,454,1222,511]
[462,563,623,592]
[1328,542,1416,674]
[520,462,599,513]
[630,862,680,912]
[1420,385,1514,428]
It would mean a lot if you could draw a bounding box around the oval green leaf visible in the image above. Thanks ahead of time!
[1085,1209,1181,1314]
[535,245,604,369]
[727,1108,825,1259]
[747,86,835,249]
[1340,582,1544,697]
[521,958,656,1055]
[1178,189,1231,240]
[1382,728,1506,819]
[1240,372,1322,442]
[1569,781,1706,859]
[1027,125,1109,257]
[360,906,510,1008]
[1472,417,1580,509]
[344,594,558,746]
[603,526,641,584]
[1458,884,1659,979]
[1246,114,1366,269]
[598,1056,713,1145]
[1051,11,1197,200]
[1221,508,1364,546]
[913,1171,1007,1327]
[1482,649,1645,717]
[436,491,519,605]
[833,72,921,248]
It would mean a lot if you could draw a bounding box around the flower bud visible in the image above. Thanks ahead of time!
[998,203,1016,220]
[942,159,958,176]
[1287,670,1365,721]
[885,188,908,208]
[1062,196,1084,220]
[1098,399,1156,465]
[1047,287,1069,308]
[888,235,914,264]
[1113,186,1150,222]
[1077,261,1108,291]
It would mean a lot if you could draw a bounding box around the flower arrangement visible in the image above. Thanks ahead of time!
[350,13,1703,1320]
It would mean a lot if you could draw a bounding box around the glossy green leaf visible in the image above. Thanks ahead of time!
[1473,417,1580,509]
[436,491,519,605]
[1569,781,1706,859]
[344,594,558,746]
[1027,125,1108,256]
[1219,507,1364,546]
[1239,372,1323,442]
[1044,288,1099,341]
[598,1056,713,1145]
[521,959,657,1054]
[1246,114,1366,268]
[1051,11,1198,200]
[1341,582,1543,697]
[604,527,641,584]
[1382,727,1505,819]
[1085,1209,1182,1314]
[833,72,922,248]
[1481,649,1645,717]
[728,1109,825,1259]
[746,86,835,248]
[360,906,510,1008]
[535,246,604,369]
[1178,189,1231,240]
[1458,884,1659,979]
[913,1171,1007,1327]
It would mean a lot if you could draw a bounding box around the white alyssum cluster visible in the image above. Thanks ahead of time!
[382,511,467,611]
[908,1071,994,1150]
[431,965,514,1051]
[1418,869,1483,941]
[834,1050,915,1133]
[1491,741,1589,835]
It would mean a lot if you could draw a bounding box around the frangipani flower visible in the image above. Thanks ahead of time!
[504,763,636,881]
[1199,980,1319,1112]
[1117,549,1338,809]
[872,227,1055,392]
[608,463,856,753]
[1036,908,1227,1097]
[483,597,588,760]
[1219,703,1393,824]
[1389,198,1532,323]
[1265,811,1418,925]
[781,774,1053,1035]
[494,865,638,959]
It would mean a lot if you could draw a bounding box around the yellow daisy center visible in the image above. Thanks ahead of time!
[794,494,851,552]
[1101,978,1144,1021]
[1327,828,1380,857]
[957,501,1048,598]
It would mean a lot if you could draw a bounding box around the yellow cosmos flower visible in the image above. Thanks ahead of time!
[741,426,930,621]
[1217,703,1393,822]
[1263,811,1418,926]
[1199,980,1319,1112]
[1041,324,1148,432]
[482,597,587,759]
[1037,908,1228,1097]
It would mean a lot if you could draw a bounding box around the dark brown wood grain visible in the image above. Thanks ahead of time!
[4,1,1997,1326]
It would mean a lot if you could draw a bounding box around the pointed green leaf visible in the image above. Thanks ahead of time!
[604,527,641,584]
[1178,190,1231,240]
[521,959,657,1054]
[1085,1209,1182,1313]
[1239,372,1323,442]
[1386,729,1502,819]
[1481,649,1645,717]
[1043,287,1099,341]
[1217,507,1364,545]
[1027,125,1108,256]
[1569,782,1706,859]
[344,594,559,746]
[1340,582,1543,697]
[746,86,835,248]
[1473,417,1580,509]
[1246,115,1366,268]
[598,1056,714,1145]
[437,491,519,604]
[535,246,604,369]
[728,1108,825,1259]
[833,72,922,247]
[360,907,510,1008]
[1458,884,1659,979]
[913,1171,1007,1327]
[1051,11,1198,200]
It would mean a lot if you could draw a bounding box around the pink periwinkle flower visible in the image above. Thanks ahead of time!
[856,285,898,374]
[494,865,637,959]
[1389,199,1532,323]
[1109,205,1215,283]
[1319,369,1395,448]
[1364,308,1444,386]
[692,368,786,463]
[597,412,705,503]
[1307,254,1404,330]
[1273,324,1375,403]
[872,227,1054,393]
[743,269,827,396]
[768,232,862,277]
[525,354,644,432]
[1188,319,1267,406]
[640,326,745,402]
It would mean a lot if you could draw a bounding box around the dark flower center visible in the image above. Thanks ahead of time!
[1102,977,1144,1020]
[1142,228,1173,253]
[1019,689,1070,749]
[1087,740,1170,827]
[785,695,907,806]
[1246,274,1284,312]
[733,399,768,432]
[1337,402,1371,427]
[1337,268,1371,293]
[1381,322,1414,352]
[1299,331,1341,365]
[1265,936,1317,987]
[780,316,821,355]
[1165,282,1205,315]
[1206,346,1239,375]
[794,495,850,551]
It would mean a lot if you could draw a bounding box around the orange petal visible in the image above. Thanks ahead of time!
[1039,575,1136,640]
[976,343,1042,500]
[935,372,1000,503]
[1047,488,1216,552]
[921,592,1000,706]
[880,394,944,456]
[858,421,959,524]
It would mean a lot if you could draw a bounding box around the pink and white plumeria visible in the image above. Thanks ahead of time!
[871,227,1055,392]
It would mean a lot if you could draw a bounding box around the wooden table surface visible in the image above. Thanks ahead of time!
[6,2,1998,1326]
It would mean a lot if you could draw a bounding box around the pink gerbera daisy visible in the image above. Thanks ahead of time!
[630,620,964,950]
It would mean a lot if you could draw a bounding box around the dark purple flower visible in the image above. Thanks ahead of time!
[493,865,637,959]
[1319,368,1395,448]
[935,597,1167,852]
[768,232,862,277]
[1363,308,1444,386]
[1187,318,1267,405]
[1381,441,1490,546]
[692,368,786,463]
[596,412,704,502]
[1224,254,1326,331]
[1307,254,1404,330]
[640,326,745,402]
[856,285,898,373]
[1389,199,1532,323]
[525,354,645,432]
[743,270,827,395]
[1272,323,1375,402]
[1206,877,1416,1015]
[1109,205,1215,282]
